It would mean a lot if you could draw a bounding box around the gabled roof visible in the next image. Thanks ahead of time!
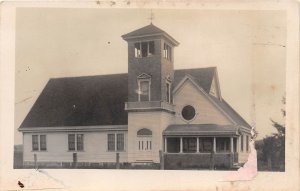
[173,67,215,93]
[208,95,252,128]
[163,124,239,136]
[19,67,250,129]
[20,74,128,128]
[122,24,165,38]
[122,24,179,46]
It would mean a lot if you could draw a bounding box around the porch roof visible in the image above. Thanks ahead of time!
[163,124,240,136]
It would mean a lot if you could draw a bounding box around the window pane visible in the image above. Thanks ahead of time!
[134,43,141,57]
[40,135,47,151]
[167,138,180,153]
[216,137,230,152]
[32,135,39,151]
[181,105,196,121]
[77,134,84,151]
[117,134,124,151]
[68,134,75,151]
[140,81,150,101]
[149,41,154,55]
[163,43,172,60]
[141,42,148,57]
[108,134,115,151]
[199,138,213,152]
[183,137,197,153]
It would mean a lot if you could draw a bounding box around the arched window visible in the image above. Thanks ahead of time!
[137,128,152,151]
[137,128,152,136]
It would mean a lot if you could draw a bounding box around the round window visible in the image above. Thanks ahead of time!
[181,105,196,121]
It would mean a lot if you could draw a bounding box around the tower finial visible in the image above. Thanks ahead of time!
[148,9,154,24]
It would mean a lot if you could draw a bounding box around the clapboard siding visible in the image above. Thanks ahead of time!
[173,80,233,125]
[127,111,174,163]
[23,131,128,163]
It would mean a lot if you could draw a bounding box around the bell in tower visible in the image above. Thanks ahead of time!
[122,23,179,112]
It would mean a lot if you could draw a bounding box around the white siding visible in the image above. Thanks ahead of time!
[237,134,251,163]
[127,111,174,163]
[23,131,128,163]
[173,80,233,125]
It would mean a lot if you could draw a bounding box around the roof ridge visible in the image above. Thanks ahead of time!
[175,66,216,71]
[50,73,128,80]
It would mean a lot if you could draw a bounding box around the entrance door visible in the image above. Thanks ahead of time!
[136,128,153,162]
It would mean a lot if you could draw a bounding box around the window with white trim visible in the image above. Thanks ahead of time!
[134,41,154,58]
[32,135,47,151]
[107,133,125,151]
[137,128,152,151]
[163,43,172,61]
[138,79,151,101]
[68,134,84,151]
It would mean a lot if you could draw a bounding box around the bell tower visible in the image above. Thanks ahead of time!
[122,24,179,107]
[122,24,179,163]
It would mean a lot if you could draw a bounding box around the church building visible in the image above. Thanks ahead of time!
[18,23,251,169]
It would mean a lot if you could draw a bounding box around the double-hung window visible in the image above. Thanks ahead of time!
[32,135,47,151]
[68,134,84,151]
[107,133,125,151]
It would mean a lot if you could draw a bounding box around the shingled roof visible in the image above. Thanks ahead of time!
[163,124,240,136]
[19,67,250,129]
[122,23,179,46]
[20,74,128,128]
[173,67,215,93]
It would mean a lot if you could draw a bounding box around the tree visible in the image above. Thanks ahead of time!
[264,96,285,171]
[256,96,285,171]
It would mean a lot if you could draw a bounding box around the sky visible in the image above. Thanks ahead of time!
[15,8,286,144]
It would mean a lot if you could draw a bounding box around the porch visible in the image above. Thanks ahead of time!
[162,124,240,169]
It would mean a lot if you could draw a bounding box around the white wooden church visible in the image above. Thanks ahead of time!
[18,23,251,169]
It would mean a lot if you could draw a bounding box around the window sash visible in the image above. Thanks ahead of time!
[183,138,197,153]
[163,43,172,60]
[68,134,76,151]
[216,138,230,152]
[199,138,213,152]
[40,135,47,151]
[117,134,124,151]
[32,135,39,151]
[138,80,151,101]
[107,134,115,151]
[77,134,84,151]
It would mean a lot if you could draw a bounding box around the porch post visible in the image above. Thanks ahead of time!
[230,137,234,168]
[180,137,183,153]
[230,137,234,153]
[196,137,199,153]
[164,137,167,153]
[213,137,216,153]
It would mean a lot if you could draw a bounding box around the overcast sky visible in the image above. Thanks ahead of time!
[15,8,286,144]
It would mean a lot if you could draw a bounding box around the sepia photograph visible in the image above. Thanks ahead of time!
[13,7,286,172]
